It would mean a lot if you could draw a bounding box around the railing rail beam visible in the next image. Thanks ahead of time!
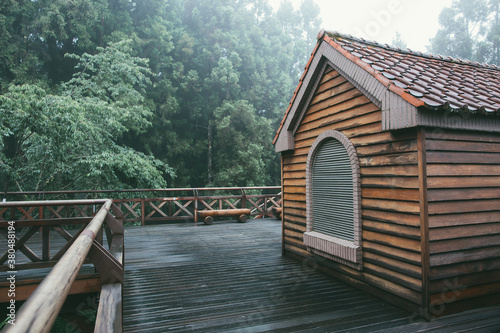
[4,200,113,333]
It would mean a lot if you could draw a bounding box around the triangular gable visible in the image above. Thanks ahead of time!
[274,31,500,153]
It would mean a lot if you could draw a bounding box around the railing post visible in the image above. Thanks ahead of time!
[241,188,247,210]
[40,206,50,261]
[193,189,199,223]
[141,198,145,226]
[42,226,50,261]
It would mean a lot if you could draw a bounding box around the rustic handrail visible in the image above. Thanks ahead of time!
[0,199,108,207]
[4,200,113,333]
[3,186,281,197]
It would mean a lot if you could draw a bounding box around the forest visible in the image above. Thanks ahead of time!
[0,0,498,193]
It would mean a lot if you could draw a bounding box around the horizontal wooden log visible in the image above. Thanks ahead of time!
[351,131,417,147]
[428,188,500,202]
[426,139,500,153]
[363,230,421,252]
[425,129,500,142]
[363,262,422,292]
[363,241,421,265]
[356,140,418,157]
[281,206,306,218]
[429,257,500,280]
[362,188,419,202]
[305,86,365,117]
[427,151,500,164]
[295,112,381,141]
[427,176,500,188]
[283,161,307,172]
[199,209,251,225]
[309,79,354,106]
[430,269,500,293]
[427,164,500,176]
[272,206,282,219]
[360,165,419,177]
[283,200,306,210]
[361,176,419,189]
[362,209,420,227]
[428,199,500,215]
[283,236,308,250]
[359,152,418,167]
[283,192,306,202]
[430,281,500,304]
[429,234,500,254]
[362,198,420,214]
[284,228,303,240]
[284,221,306,233]
[430,246,500,267]
[429,222,500,241]
[198,209,251,218]
[429,211,500,228]
[363,219,420,240]
[301,97,377,131]
[283,170,306,179]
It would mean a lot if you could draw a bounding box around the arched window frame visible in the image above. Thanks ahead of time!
[304,130,362,269]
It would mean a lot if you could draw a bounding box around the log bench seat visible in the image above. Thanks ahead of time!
[198,209,251,225]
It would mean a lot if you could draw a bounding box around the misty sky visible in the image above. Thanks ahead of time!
[268,0,454,52]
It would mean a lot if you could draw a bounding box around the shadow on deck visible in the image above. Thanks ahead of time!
[122,219,500,332]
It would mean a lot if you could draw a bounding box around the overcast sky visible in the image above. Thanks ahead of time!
[268,0,454,52]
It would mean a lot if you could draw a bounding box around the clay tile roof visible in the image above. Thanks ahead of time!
[273,31,500,145]
[323,31,500,114]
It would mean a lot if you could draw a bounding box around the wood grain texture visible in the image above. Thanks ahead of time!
[426,128,500,310]
[281,66,423,312]
[122,220,414,332]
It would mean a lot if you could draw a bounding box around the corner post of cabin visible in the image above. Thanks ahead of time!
[193,188,199,223]
[280,153,285,256]
[417,127,431,320]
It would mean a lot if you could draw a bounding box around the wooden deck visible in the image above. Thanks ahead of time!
[122,219,500,332]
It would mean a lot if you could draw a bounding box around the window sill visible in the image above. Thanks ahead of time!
[304,231,362,270]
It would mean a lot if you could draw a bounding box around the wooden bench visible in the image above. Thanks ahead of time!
[198,209,251,225]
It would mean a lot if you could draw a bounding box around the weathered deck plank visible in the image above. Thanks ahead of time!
[123,219,413,332]
[123,219,500,332]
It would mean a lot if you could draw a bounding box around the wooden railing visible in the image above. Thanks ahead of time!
[0,199,124,332]
[2,187,282,225]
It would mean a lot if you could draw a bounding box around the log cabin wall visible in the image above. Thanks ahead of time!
[425,128,500,315]
[282,65,424,312]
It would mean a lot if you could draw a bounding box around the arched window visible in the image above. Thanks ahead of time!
[304,130,362,269]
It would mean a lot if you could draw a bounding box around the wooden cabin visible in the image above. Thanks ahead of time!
[273,30,500,319]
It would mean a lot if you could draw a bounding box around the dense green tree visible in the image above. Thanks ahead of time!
[429,0,499,65]
[0,0,322,191]
[212,100,273,186]
[137,0,321,187]
[391,32,408,49]
[0,41,172,193]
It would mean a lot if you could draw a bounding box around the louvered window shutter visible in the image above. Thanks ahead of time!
[312,138,354,241]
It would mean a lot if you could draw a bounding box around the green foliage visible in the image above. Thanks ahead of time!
[392,32,408,49]
[429,0,499,65]
[212,100,273,186]
[0,0,322,191]
[0,42,172,192]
